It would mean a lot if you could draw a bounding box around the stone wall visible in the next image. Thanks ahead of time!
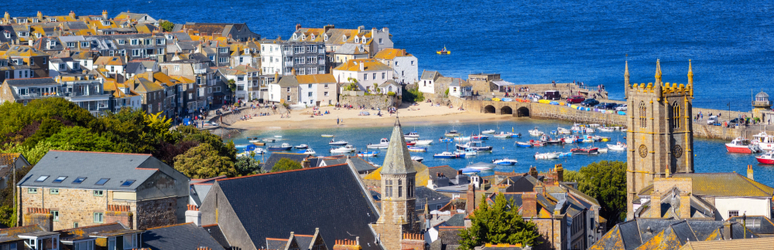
[530,103,627,125]
[340,94,401,109]
[20,187,122,230]
[531,217,566,250]
[136,197,180,230]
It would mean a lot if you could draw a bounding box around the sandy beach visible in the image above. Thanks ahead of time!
[228,102,516,130]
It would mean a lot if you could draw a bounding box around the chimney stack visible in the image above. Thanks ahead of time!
[295,24,301,31]
[747,165,754,181]
[555,164,564,182]
[146,67,154,82]
[324,24,334,33]
[102,10,108,20]
[359,61,365,71]
[185,204,202,226]
[521,193,537,217]
[465,183,475,214]
[723,221,733,239]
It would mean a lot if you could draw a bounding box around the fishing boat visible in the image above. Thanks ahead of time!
[357,151,379,157]
[607,142,627,151]
[298,148,316,155]
[492,158,518,165]
[454,136,471,142]
[411,156,424,162]
[493,132,513,139]
[471,134,489,140]
[598,127,616,132]
[414,139,433,146]
[445,130,461,137]
[329,139,348,146]
[268,143,293,151]
[581,136,595,143]
[516,141,533,147]
[756,151,774,164]
[405,131,421,139]
[752,132,774,151]
[571,147,600,155]
[262,138,277,143]
[726,138,762,154]
[467,162,496,171]
[436,45,451,55]
[540,134,563,145]
[456,141,493,151]
[557,127,572,135]
[585,127,595,133]
[294,144,309,149]
[408,146,427,152]
[330,145,357,153]
[367,138,390,149]
[455,148,478,157]
[433,151,460,158]
[562,135,579,144]
[321,134,335,137]
[439,137,453,143]
[528,127,543,137]
[481,129,496,134]
[535,152,560,159]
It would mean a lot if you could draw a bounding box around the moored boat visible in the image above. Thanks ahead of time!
[752,132,774,151]
[726,138,761,154]
[455,148,478,157]
[367,138,390,149]
[454,136,471,142]
[467,162,496,170]
[405,131,420,139]
[414,139,433,146]
[330,145,357,153]
[571,147,600,155]
[439,137,453,143]
[528,127,543,137]
[329,139,349,146]
[492,158,518,165]
[433,151,460,158]
[534,152,559,159]
[598,127,616,132]
[357,151,379,157]
[411,156,424,162]
[557,127,572,135]
[444,130,461,137]
[408,146,427,152]
[516,141,533,147]
[481,129,496,134]
[268,143,293,151]
[456,141,493,151]
[294,144,308,149]
[756,151,774,164]
[493,132,513,139]
[298,148,316,155]
[607,142,627,151]
[472,134,489,140]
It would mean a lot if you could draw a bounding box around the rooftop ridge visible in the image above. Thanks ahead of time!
[48,150,152,156]
[145,222,194,230]
[219,163,348,182]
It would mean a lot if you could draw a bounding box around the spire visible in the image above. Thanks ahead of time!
[687,59,693,85]
[380,117,416,175]
[655,59,662,85]
[625,60,630,87]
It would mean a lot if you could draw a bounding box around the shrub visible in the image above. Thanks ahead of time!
[387,91,396,96]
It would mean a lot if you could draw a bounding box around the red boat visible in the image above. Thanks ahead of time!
[726,138,761,154]
[756,151,774,164]
[529,140,544,147]
[406,141,416,146]
[571,147,599,155]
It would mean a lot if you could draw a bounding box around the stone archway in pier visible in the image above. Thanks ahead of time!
[517,107,530,117]
[484,105,496,113]
[501,106,513,115]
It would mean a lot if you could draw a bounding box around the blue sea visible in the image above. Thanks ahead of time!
[3,0,774,110]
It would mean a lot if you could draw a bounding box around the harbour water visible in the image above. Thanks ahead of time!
[4,0,773,110]
[232,119,774,187]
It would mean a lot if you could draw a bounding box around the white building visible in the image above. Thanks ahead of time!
[448,78,472,98]
[418,70,442,94]
[332,59,392,93]
[218,65,260,101]
[260,40,284,75]
[378,80,401,96]
[374,48,418,84]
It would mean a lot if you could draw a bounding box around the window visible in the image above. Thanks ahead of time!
[373,73,377,80]
[121,180,136,186]
[96,178,110,185]
[324,91,329,96]
[308,92,313,97]
[51,176,66,183]
[74,240,93,250]
[73,177,87,184]
[398,179,403,198]
[124,233,137,249]
[382,72,385,79]
[363,74,367,80]
[94,212,104,223]
[411,61,415,66]
[287,87,290,92]
[174,65,180,71]
[74,222,79,228]
[729,210,739,218]
[672,102,681,129]
[286,95,291,101]
[50,188,59,195]
[93,190,104,196]
[132,49,140,57]
[130,39,138,45]
[219,48,228,53]
[81,42,89,48]
[407,179,414,197]
[379,38,383,44]
[402,70,405,76]
[35,175,49,182]
[639,101,647,128]
[386,179,393,197]
[28,188,37,194]
[52,211,59,221]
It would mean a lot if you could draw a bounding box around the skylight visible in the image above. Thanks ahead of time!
[95,178,110,185]
[35,176,49,182]
[53,176,67,183]
[121,180,136,186]
[73,177,87,184]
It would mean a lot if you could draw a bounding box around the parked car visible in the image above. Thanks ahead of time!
[566,95,585,103]
[604,103,618,110]
[615,104,628,111]
[581,99,599,107]
[707,115,718,125]
[544,90,561,100]
[728,118,742,124]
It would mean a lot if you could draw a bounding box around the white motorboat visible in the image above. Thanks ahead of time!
[467,162,496,171]
[434,151,460,158]
[756,151,774,164]
[752,132,774,151]
[456,141,493,151]
[414,139,433,146]
[410,156,424,162]
[294,144,309,149]
[329,139,349,146]
[254,148,266,154]
[455,148,478,157]
[404,131,421,139]
[534,152,560,159]
[492,158,518,165]
[585,127,595,133]
[493,132,513,139]
[367,138,390,149]
[528,127,543,137]
[330,145,356,153]
[445,130,461,137]
[321,134,335,137]
[557,127,572,135]
[357,151,379,157]
[607,142,627,151]
[481,129,496,134]
[408,146,427,152]
[454,136,471,142]
[598,127,616,132]
[298,148,316,155]
[268,143,293,151]
[598,148,609,153]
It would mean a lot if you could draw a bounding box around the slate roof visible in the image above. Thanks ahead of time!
[213,164,380,250]
[415,186,452,211]
[420,70,442,80]
[262,153,310,172]
[18,150,175,191]
[336,43,368,55]
[590,218,756,250]
[3,77,58,86]
[125,62,146,75]
[143,223,225,250]
[680,237,774,250]
[203,224,231,249]
[277,75,300,88]
[319,156,377,173]
[430,227,462,250]
[59,223,140,242]
[190,176,228,206]
[728,215,774,235]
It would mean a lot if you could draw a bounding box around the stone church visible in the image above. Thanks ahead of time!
[624,60,695,218]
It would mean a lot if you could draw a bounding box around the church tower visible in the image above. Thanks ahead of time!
[625,60,694,219]
[372,117,418,250]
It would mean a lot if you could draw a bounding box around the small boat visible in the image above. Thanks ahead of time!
[248,139,262,144]
[294,144,309,149]
[726,138,762,154]
[367,138,390,149]
[598,148,608,153]
[556,152,572,158]
[268,143,293,151]
[571,147,600,155]
[557,127,572,135]
[582,136,595,143]
[456,141,493,151]
[493,132,513,139]
[598,127,616,132]
[330,145,357,153]
[756,151,774,164]
[594,136,610,142]
[492,158,518,165]
[516,141,533,147]
[471,134,489,140]
[298,148,316,155]
[607,142,627,151]
[436,45,451,55]
[540,134,562,145]
[408,146,427,152]
[405,131,421,139]
[439,137,453,143]
[249,140,266,146]
[329,139,348,146]
[454,136,471,142]
[562,135,579,144]
[444,130,461,137]
[467,162,496,171]
[411,156,424,162]
[455,148,478,157]
[414,140,433,146]
[254,148,266,154]
[357,151,379,157]
[460,168,480,174]
[406,141,416,146]
[585,127,595,133]
[481,129,496,134]
[530,140,545,147]
[528,128,543,137]
[588,124,601,128]
[262,138,277,143]
[535,152,559,159]
[405,137,418,142]
[752,132,774,151]
[274,135,282,138]
[321,134,335,137]
[433,152,460,158]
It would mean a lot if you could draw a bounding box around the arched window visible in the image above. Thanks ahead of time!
[672,102,681,129]
[639,101,647,128]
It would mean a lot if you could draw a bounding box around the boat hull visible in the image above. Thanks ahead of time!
[268,147,292,151]
[756,156,774,164]
[726,144,753,154]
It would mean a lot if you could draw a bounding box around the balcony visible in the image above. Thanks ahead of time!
[285,62,294,67]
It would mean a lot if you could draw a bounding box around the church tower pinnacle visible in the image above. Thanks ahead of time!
[687,59,693,85]
[655,59,662,85]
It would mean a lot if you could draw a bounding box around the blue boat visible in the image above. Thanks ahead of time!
[439,137,453,143]
[492,158,518,165]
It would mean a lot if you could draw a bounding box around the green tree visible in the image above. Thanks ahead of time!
[227,79,237,93]
[235,154,262,175]
[174,143,238,178]
[445,88,450,97]
[272,158,302,172]
[43,126,117,152]
[575,161,627,227]
[159,20,175,32]
[403,85,425,102]
[562,170,584,183]
[458,194,541,249]
[344,78,359,91]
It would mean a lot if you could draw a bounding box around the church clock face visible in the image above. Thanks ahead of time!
[639,144,648,158]
[673,145,683,158]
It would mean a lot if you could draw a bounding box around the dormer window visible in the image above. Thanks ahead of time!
[3,32,9,39]
[354,37,359,43]
[292,34,297,40]
[102,20,110,26]
[244,48,249,54]
[342,35,347,41]
[324,34,328,41]
[361,36,367,44]
[118,39,125,45]
[310,34,315,40]
[130,39,138,45]
[81,42,88,47]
